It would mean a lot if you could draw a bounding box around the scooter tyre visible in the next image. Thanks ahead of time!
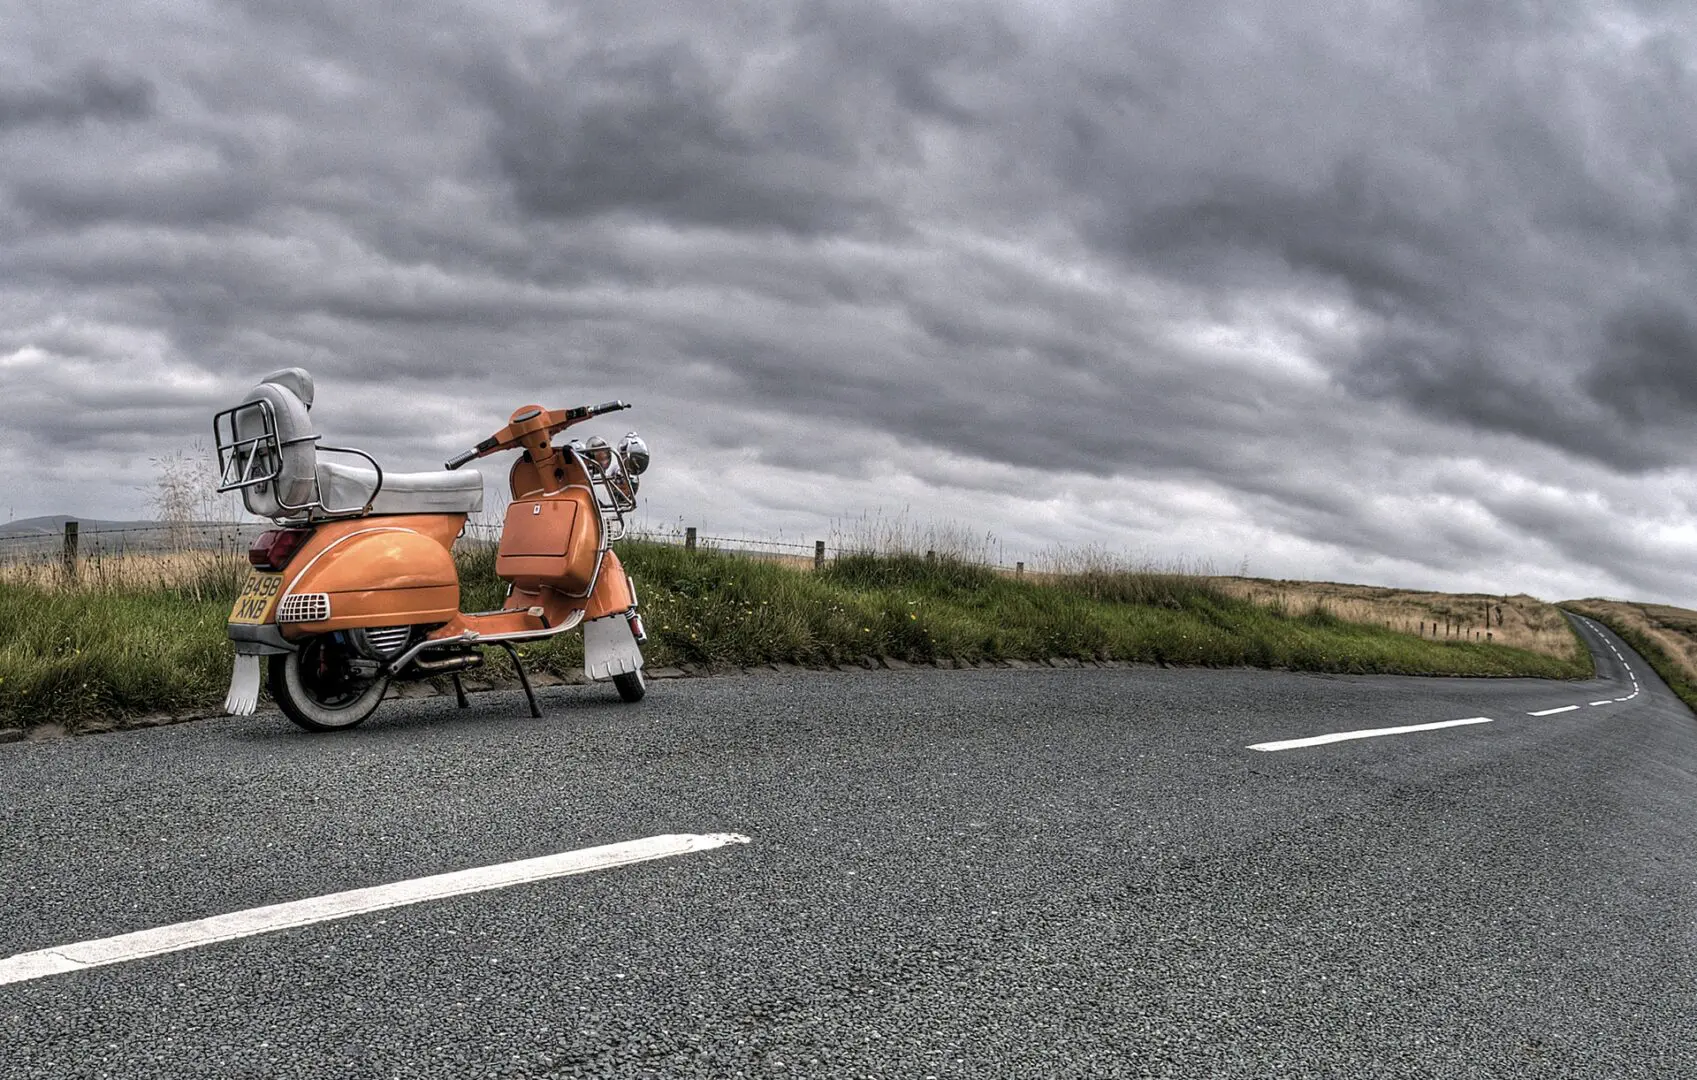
[268,641,390,732]
[612,668,646,702]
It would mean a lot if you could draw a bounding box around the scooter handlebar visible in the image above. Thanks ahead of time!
[445,435,500,470]
[448,402,631,467]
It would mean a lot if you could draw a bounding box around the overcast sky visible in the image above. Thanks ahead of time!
[5,0,1697,604]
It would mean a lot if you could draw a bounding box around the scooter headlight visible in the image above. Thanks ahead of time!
[617,433,650,475]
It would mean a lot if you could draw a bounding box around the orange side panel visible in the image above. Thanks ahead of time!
[296,528,458,594]
[278,518,463,635]
[296,514,463,555]
[280,585,461,638]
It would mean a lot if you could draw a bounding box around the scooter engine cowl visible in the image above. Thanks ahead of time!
[346,625,413,660]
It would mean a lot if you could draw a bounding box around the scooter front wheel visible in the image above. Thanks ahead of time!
[269,636,390,732]
[612,668,646,702]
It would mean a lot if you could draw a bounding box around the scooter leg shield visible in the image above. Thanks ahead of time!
[583,614,644,681]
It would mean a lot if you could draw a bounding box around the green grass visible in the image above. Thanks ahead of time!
[0,585,240,727]
[0,539,1592,732]
[617,543,1587,677]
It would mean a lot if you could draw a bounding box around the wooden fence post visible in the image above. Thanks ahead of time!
[685,527,696,553]
[814,540,825,570]
[62,520,78,579]
[1016,561,1024,580]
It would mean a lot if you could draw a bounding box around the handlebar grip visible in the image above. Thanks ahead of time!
[590,400,630,415]
[444,449,477,470]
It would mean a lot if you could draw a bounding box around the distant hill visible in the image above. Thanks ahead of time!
[0,515,166,539]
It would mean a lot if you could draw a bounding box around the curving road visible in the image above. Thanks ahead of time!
[1,614,1694,1078]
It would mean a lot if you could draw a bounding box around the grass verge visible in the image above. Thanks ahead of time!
[1561,599,1697,715]
[0,540,1592,733]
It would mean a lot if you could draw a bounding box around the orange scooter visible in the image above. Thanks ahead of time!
[213,368,650,732]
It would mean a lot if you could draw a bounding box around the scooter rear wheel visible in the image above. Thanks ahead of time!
[612,668,646,702]
[269,636,390,732]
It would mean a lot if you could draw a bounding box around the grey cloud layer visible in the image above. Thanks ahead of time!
[0,65,154,131]
[4,0,1696,603]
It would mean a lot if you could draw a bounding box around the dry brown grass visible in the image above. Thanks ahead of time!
[0,549,247,600]
[1564,598,1697,689]
[1211,577,1583,661]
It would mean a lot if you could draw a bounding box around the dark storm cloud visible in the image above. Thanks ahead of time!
[474,1,1015,237]
[0,66,154,131]
[454,0,1697,481]
[1585,301,1697,426]
[11,147,269,229]
[479,44,879,235]
[9,0,1697,605]
[1039,4,1697,471]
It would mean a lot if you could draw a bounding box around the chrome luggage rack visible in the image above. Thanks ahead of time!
[212,398,385,520]
[566,444,638,542]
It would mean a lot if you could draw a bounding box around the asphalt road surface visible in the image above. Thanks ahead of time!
[2,615,1694,1078]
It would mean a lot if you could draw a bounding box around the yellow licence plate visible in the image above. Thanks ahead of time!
[229,572,284,625]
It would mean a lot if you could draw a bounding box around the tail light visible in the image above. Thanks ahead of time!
[249,528,314,571]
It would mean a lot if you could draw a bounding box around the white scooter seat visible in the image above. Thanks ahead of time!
[316,461,484,517]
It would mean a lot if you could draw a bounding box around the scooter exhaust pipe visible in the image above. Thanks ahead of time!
[407,652,486,676]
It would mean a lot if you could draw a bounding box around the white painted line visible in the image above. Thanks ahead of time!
[1589,700,1615,706]
[1529,705,1581,716]
[1248,717,1493,753]
[0,832,751,987]
[1614,697,1633,702]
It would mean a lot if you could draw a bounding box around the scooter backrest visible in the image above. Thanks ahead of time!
[233,368,318,519]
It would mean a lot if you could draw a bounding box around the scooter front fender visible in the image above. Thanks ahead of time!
[583,548,636,620]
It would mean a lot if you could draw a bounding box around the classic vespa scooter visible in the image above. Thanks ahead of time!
[212,368,651,732]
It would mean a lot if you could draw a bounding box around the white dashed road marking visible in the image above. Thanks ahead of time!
[1547,616,1643,710]
[1248,717,1494,753]
[0,832,752,987]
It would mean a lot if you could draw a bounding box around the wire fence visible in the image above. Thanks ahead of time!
[0,522,269,566]
[0,519,1030,575]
